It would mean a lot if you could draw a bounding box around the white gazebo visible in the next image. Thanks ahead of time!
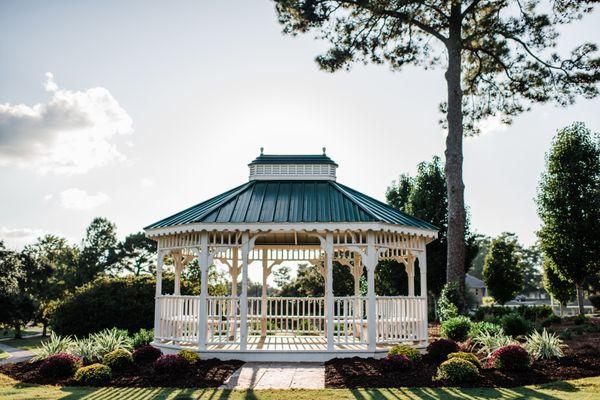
[145,150,438,361]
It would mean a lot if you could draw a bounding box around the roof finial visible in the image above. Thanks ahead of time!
[260,147,264,155]
[322,147,326,155]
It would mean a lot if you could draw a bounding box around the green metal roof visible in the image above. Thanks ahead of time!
[145,180,438,231]
[249,154,338,166]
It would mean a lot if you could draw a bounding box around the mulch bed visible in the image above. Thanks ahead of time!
[0,358,243,388]
[326,331,600,388]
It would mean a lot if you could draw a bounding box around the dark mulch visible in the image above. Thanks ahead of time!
[0,358,243,388]
[326,332,600,388]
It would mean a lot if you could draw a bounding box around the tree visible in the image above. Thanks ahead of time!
[542,257,575,309]
[483,233,524,304]
[0,241,36,338]
[21,235,78,336]
[386,156,478,299]
[537,122,600,314]
[273,265,292,288]
[109,232,157,276]
[279,263,354,296]
[74,217,118,287]
[273,0,599,301]
[520,244,543,295]
[469,234,491,280]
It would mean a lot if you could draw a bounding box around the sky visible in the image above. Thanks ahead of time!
[1,1,599,265]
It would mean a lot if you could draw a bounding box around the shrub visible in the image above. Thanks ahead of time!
[541,314,561,327]
[33,333,74,361]
[74,363,112,386]
[132,328,154,349]
[447,352,481,368]
[519,305,553,322]
[388,344,422,362]
[381,354,413,370]
[489,345,530,371]
[573,314,588,325]
[501,313,532,337]
[427,339,460,361]
[559,330,572,340]
[472,306,512,322]
[590,294,600,310]
[153,354,189,375]
[524,329,564,360]
[472,331,516,357]
[441,316,471,342]
[132,345,162,364]
[437,282,461,321]
[178,349,200,364]
[482,297,496,307]
[102,349,133,372]
[90,328,133,356]
[435,358,479,383]
[39,353,80,379]
[49,275,193,336]
[71,338,100,365]
[469,321,503,339]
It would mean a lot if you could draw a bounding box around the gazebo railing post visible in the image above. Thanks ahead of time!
[418,252,428,345]
[240,232,250,351]
[366,232,377,352]
[154,250,164,342]
[325,232,334,351]
[407,254,415,297]
[198,233,209,351]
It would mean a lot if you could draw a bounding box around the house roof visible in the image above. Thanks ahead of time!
[466,274,486,289]
[145,180,439,231]
[248,154,338,166]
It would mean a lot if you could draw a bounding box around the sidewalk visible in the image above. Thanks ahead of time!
[0,334,41,365]
[220,362,325,389]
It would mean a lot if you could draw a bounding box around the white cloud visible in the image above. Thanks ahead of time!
[0,73,133,174]
[59,188,110,210]
[0,227,44,249]
[140,177,155,189]
[476,115,509,136]
[43,193,53,201]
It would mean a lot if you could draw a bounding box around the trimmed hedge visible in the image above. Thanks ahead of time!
[178,349,201,364]
[388,344,422,362]
[427,339,460,361]
[441,316,471,342]
[381,354,412,370]
[489,344,530,371]
[447,352,481,368]
[501,313,532,337]
[39,353,79,379]
[49,275,194,336]
[132,345,162,364]
[154,354,188,375]
[102,349,133,372]
[74,363,112,386]
[436,358,479,383]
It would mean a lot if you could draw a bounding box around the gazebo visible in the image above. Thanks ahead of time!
[145,150,438,361]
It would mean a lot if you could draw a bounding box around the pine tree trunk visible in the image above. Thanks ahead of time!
[14,323,22,339]
[576,283,585,315]
[444,4,467,309]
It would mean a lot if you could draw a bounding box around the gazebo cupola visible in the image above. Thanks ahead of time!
[145,150,438,362]
[248,147,338,181]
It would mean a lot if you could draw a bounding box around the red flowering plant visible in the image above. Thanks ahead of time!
[381,354,413,370]
[488,344,530,372]
[39,353,80,379]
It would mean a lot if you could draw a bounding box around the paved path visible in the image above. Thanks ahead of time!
[220,362,325,389]
[0,334,41,365]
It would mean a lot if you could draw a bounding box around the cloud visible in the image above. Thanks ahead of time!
[476,115,509,136]
[0,73,133,174]
[0,227,44,249]
[140,177,155,189]
[59,188,110,210]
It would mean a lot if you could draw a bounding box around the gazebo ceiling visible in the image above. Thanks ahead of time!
[145,152,438,233]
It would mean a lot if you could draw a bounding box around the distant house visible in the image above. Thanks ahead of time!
[466,274,487,305]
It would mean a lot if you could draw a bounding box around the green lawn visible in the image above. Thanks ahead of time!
[0,350,7,360]
[2,336,47,353]
[0,326,43,340]
[1,374,599,400]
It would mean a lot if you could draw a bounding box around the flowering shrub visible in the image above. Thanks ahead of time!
[447,352,481,368]
[381,354,413,370]
[435,358,479,383]
[427,339,460,361]
[74,363,112,386]
[488,344,530,371]
[153,354,189,375]
[39,353,80,379]
[102,349,133,372]
[441,316,472,342]
[388,344,422,362]
[178,349,201,364]
[132,345,163,364]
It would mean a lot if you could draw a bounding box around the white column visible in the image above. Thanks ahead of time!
[153,250,164,341]
[261,251,269,337]
[173,253,182,296]
[325,232,334,351]
[417,252,428,345]
[366,232,377,352]
[240,232,250,351]
[229,251,240,340]
[407,255,415,297]
[198,233,209,351]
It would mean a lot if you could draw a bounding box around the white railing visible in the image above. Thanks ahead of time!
[376,296,426,343]
[334,296,368,344]
[156,295,426,348]
[156,295,200,343]
[248,297,326,336]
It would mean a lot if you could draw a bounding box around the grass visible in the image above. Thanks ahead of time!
[1,374,599,400]
[0,326,43,340]
[2,336,47,353]
[0,350,7,360]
